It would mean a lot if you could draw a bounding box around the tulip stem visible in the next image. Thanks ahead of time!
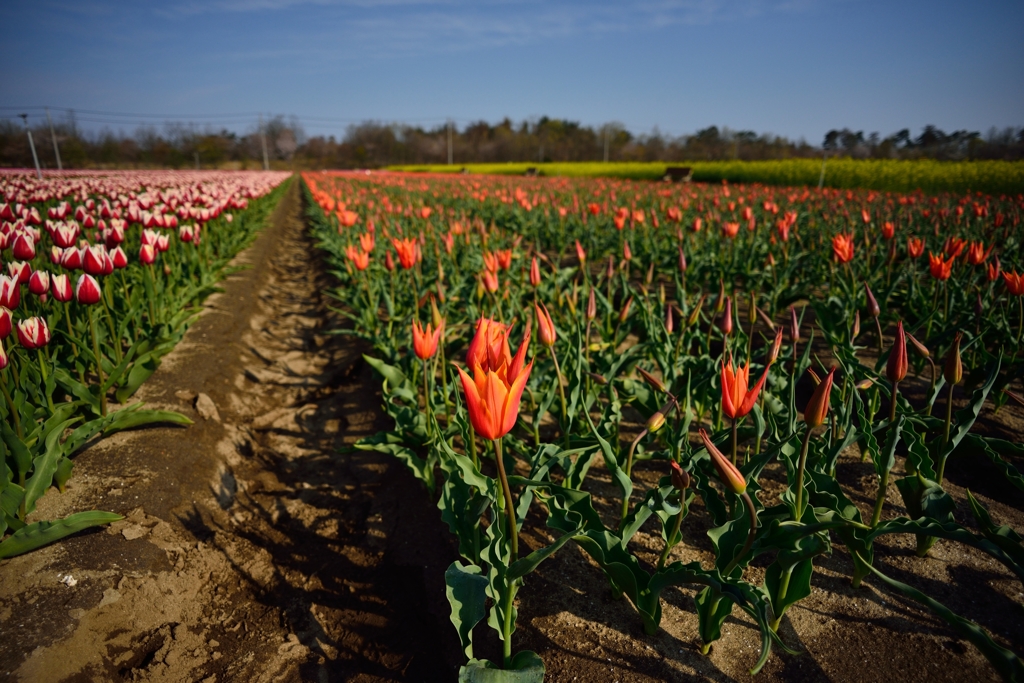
[493,437,517,562]
[1,371,21,438]
[548,347,569,448]
[88,306,107,417]
[938,383,955,484]
[37,349,55,413]
[620,429,647,528]
[657,496,686,570]
[874,316,884,355]
[723,492,757,576]
[422,358,432,440]
[794,426,813,520]
[730,418,739,466]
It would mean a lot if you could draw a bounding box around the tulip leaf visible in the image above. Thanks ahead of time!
[459,651,545,682]
[856,551,1024,682]
[445,561,489,660]
[0,511,123,559]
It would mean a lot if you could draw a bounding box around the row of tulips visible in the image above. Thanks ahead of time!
[304,170,1024,682]
[0,170,290,558]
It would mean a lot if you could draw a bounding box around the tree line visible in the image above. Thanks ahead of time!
[2,114,1021,170]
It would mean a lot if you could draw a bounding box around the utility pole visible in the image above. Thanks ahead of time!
[447,119,453,165]
[20,114,42,179]
[603,127,609,163]
[46,108,62,170]
[259,113,270,171]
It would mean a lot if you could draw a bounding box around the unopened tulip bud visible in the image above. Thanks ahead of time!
[678,245,687,273]
[1003,389,1024,409]
[699,428,746,495]
[645,262,655,285]
[431,296,444,329]
[864,283,880,318]
[856,378,875,391]
[887,321,908,384]
[714,280,725,313]
[606,255,615,281]
[670,461,691,491]
[852,310,861,339]
[755,306,775,332]
[623,241,632,261]
[804,367,836,428]
[768,328,784,364]
[790,305,801,342]
[530,256,541,287]
[718,296,733,336]
[637,367,668,394]
[906,330,930,359]
[647,411,667,433]
[618,296,633,324]
[658,284,666,306]
[666,305,675,334]
[536,301,557,347]
[588,372,608,385]
[585,287,597,321]
[807,367,821,386]
[748,293,757,324]
[944,332,963,385]
[687,294,705,327]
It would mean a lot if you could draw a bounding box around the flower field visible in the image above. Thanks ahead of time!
[0,170,290,558]
[387,159,1024,196]
[304,169,1024,680]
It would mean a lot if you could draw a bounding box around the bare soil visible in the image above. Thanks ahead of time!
[2,179,1022,682]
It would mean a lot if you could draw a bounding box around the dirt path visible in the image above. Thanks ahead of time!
[0,179,462,683]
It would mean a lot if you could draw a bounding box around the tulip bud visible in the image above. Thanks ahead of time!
[768,328,784,364]
[536,301,557,348]
[804,367,836,428]
[588,372,608,385]
[718,296,733,336]
[790,305,801,342]
[75,274,102,305]
[670,461,691,491]
[646,411,667,434]
[16,317,51,349]
[623,241,632,261]
[586,287,596,322]
[665,304,675,334]
[618,296,633,324]
[699,428,746,495]
[678,244,687,273]
[431,296,444,329]
[887,320,908,384]
[856,378,875,391]
[687,294,705,327]
[905,331,930,360]
[714,280,725,313]
[864,283,880,318]
[637,367,668,394]
[645,262,655,286]
[748,292,757,325]
[575,239,586,265]
[1003,389,1024,409]
[529,256,541,287]
[944,332,963,386]
[852,310,861,339]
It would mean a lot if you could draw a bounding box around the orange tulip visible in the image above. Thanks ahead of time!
[723,221,740,238]
[467,318,513,373]
[881,221,895,240]
[482,269,499,293]
[928,252,954,280]
[907,237,925,259]
[535,301,556,347]
[529,256,541,287]
[832,233,854,263]
[1003,270,1024,296]
[804,367,835,428]
[721,355,769,419]
[886,320,908,384]
[392,237,418,269]
[966,241,992,266]
[457,321,533,440]
[412,319,443,360]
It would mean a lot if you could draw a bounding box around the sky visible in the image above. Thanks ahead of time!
[1,0,1022,144]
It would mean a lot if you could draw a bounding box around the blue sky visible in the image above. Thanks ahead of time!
[2,0,1022,144]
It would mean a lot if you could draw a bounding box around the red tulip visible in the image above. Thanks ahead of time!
[0,307,11,340]
[16,317,51,349]
[412,319,443,360]
[457,335,533,442]
[718,296,733,335]
[966,241,992,266]
[722,221,740,238]
[721,355,769,420]
[0,276,21,310]
[864,283,880,318]
[670,461,690,491]
[75,274,102,305]
[110,246,128,269]
[482,269,499,293]
[699,428,746,494]
[28,270,50,296]
[529,256,541,287]
[140,244,157,265]
[392,237,418,269]
[987,257,1001,282]
[12,233,36,260]
[881,221,895,240]
[51,274,72,302]
[692,217,702,232]
[83,245,107,276]
[8,261,31,285]
[907,237,925,259]
[575,240,587,265]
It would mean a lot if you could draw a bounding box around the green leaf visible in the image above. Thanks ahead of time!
[458,651,545,683]
[114,355,161,403]
[445,561,490,660]
[0,511,123,558]
[856,552,1024,682]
